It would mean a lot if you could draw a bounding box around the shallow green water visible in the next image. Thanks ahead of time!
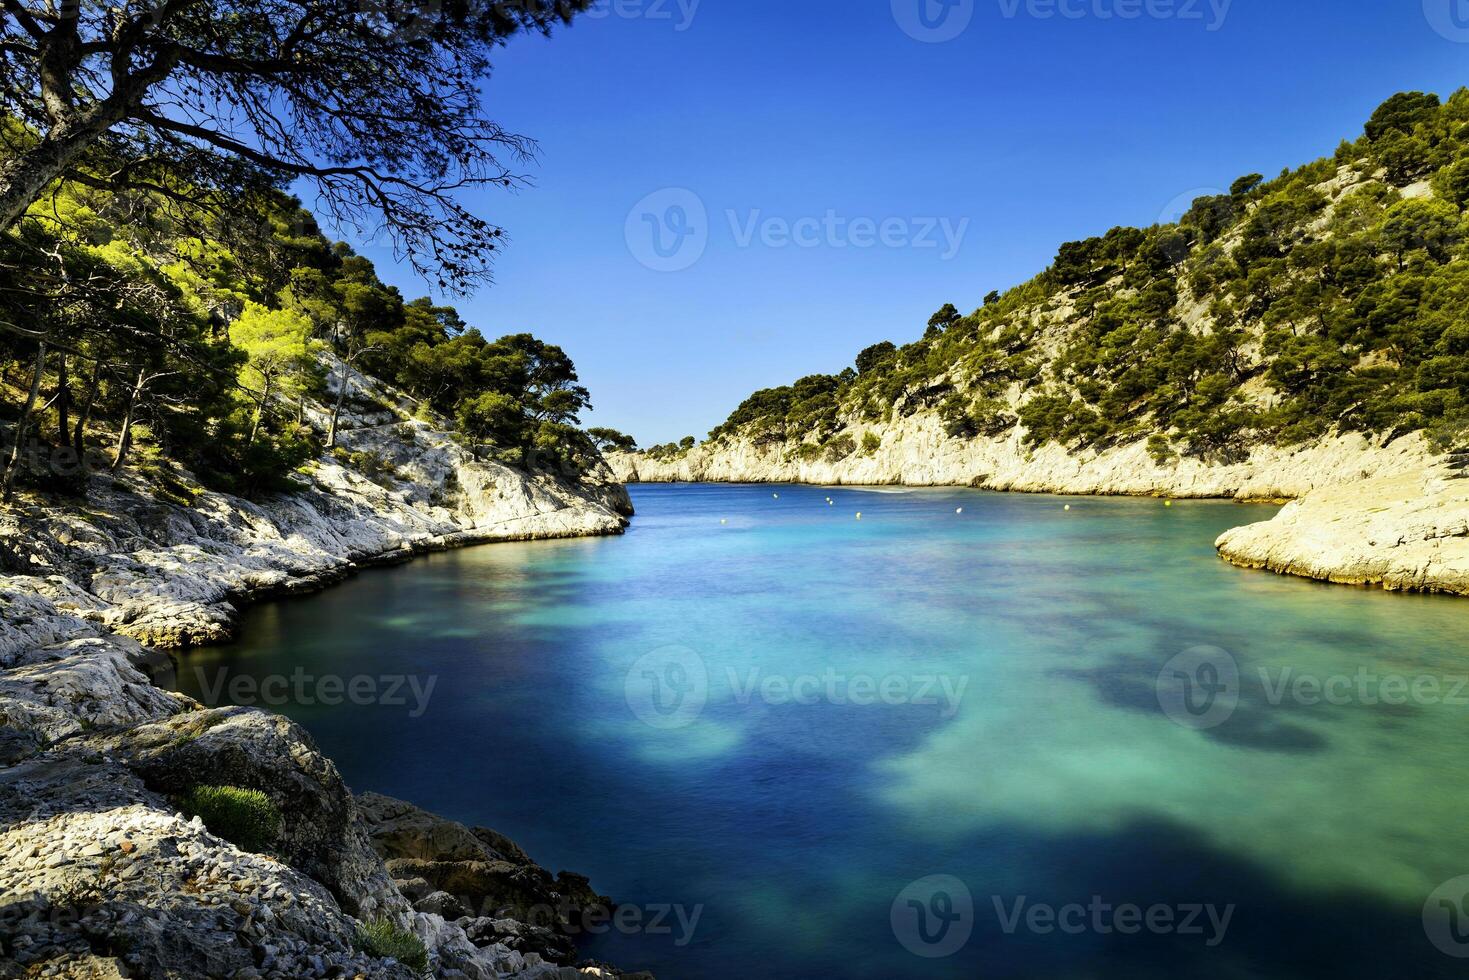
[177,484,1469,978]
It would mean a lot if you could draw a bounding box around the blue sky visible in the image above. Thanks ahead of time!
[345,0,1469,446]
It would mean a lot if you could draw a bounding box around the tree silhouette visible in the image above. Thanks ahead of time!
[0,0,590,291]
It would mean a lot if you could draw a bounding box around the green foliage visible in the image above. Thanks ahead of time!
[1051,226,1147,287]
[588,427,638,453]
[927,303,961,338]
[1147,434,1176,466]
[1230,173,1265,197]
[941,393,1016,439]
[1365,92,1442,142]
[707,374,846,444]
[856,341,898,375]
[0,167,601,497]
[368,325,594,470]
[354,919,429,973]
[824,433,857,461]
[176,785,281,854]
[1380,199,1461,266]
[234,303,319,410]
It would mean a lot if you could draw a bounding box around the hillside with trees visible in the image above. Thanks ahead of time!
[684,91,1469,469]
[0,1,609,505]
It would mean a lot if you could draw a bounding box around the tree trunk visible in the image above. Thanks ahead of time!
[0,122,106,233]
[73,359,100,458]
[247,377,273,448]
[2,342,48,502]
[328,360,352,448]
[56,353,71,444]
[110,367,146,473]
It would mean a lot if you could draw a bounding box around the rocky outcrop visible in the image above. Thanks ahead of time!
[1216,461,1469,595]
[357,794,628,967]
[84,707,406,920]
[0,732,418,980]
[0,662,638,978]
[0,366,644,977]
[609,418,1432,501]
[356,793,533,869]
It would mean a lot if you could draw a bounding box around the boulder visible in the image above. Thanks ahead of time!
[81,705,410,921]
[358,790,533,865]
[417,889,473,919]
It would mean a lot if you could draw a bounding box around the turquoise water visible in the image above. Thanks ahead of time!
[176,484,1469,978]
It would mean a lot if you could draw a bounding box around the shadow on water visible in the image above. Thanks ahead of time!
[1053,653,1332,755]
[584,813,1463,980]
[932,816,1462,980]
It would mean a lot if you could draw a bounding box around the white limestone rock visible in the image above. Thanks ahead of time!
[1216,465,1469,594]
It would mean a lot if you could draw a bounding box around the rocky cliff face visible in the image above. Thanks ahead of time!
[609,418,1433,501]
[0,366,643,978]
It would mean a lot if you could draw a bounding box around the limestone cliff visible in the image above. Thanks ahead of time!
[609,420,1433,501]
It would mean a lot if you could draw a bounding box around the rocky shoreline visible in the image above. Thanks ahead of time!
[610,426,1469,596]
[1215,457,1469,596]
[0,374,648,978]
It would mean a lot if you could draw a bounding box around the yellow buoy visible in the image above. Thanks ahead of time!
[1165,500,1173,508]
[856,512,863,520]
[1064,504,1071,511]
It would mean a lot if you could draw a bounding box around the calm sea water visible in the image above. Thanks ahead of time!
[175,484,1469,979]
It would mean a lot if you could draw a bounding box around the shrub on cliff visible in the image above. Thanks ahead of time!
[354,919,430,973]
[177,785,282,854]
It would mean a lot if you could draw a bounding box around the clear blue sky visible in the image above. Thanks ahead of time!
[343,0,1469,447]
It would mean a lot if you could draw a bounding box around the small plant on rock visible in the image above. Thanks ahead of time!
[1147,434,1177,466]
[354,918,430,973]
[176,785,282,854]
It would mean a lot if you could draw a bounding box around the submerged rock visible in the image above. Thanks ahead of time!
[358,792,614,962]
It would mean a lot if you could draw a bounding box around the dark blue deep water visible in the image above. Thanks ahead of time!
[176,484,1469,979]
